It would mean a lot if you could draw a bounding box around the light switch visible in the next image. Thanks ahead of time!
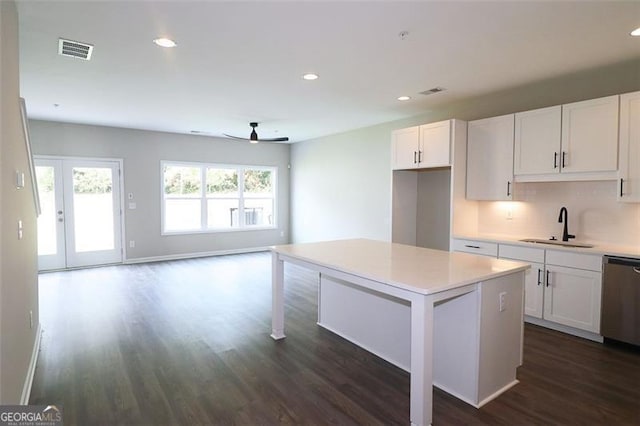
[16,171,25,189]
[128,202,137,210]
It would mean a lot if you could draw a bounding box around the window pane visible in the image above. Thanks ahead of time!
[72,167,114,252]
[244,198,273,226]
[164,166,201,196]
[244,169,272,196]
[206,168,238,196]
[207,199,240,228]
[165,199,201,231]
[35,166,57,256]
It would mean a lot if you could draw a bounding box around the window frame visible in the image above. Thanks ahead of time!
[160,160,277,235]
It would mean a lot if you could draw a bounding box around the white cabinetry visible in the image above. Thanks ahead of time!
[498,245,545,319]
[466,114,514,200]
[451,239,497,257]
[392,120,452,170]
[618,91,640,202]
[514,105,562,175]
[560,95,619,175]
[391,126,420,170]
[543,250,602,334]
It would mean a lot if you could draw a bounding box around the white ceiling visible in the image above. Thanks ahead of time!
[17,1,640,143]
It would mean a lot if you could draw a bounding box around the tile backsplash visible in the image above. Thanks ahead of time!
[477,180,640,247]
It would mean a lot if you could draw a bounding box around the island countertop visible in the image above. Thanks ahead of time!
[271,238,530,295]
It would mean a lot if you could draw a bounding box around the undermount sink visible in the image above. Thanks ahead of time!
[519,238,594,249]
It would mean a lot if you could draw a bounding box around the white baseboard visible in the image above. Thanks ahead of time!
[20,323,42,405]
[124,246,270,264]
[525,316,603,343]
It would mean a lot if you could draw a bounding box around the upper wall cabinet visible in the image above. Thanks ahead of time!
[514,95,619,182]
[618,91,640,203]
[561,95,619,174]
[466,114,514,201]
[392,120,451,170]
[514,105,562,175]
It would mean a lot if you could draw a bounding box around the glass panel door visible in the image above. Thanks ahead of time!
[35,157,123,270]
[63,160,123,268]
[35,159,66,270]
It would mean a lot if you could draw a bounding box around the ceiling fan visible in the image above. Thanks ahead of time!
[224,122,289,143]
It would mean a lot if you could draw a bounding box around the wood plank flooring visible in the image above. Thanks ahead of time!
[31,252,640,425]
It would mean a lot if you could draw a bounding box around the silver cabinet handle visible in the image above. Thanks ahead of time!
[464,245,481,249]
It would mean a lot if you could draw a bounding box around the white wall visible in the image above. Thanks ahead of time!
[29,121,291,261]
[291,59,640,246]
[1,0,40,403]
[290,124,392,243]
[478,181,640,246]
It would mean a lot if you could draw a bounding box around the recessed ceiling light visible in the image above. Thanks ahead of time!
[153,38,177,48]
[631,27,640,36]
[397,96,411,101]
[302,73,319,80]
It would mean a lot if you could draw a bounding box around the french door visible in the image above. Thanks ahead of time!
[35,157,123,270]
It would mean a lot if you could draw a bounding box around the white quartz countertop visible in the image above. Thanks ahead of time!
[453,233,640,259]
[272,239,529,296]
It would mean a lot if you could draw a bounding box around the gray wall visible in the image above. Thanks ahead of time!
[1,0,39,403]
[291,59,640,243]
[29,121,291,261]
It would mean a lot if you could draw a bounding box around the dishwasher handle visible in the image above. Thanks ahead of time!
[604,256,640,268]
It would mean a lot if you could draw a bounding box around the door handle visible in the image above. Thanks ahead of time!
[620,178,624,197]
[57,210,63,215]
[537,269,542,286]
[561,151,567,168]
[413,151,417,164]
[507,181,511,197]
[546,270,551,287]
[553,152,558,169]
[418,150,423,163]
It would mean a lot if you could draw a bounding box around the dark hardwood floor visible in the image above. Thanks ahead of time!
[31,252,640,425]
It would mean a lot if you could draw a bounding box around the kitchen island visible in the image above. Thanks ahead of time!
[271,239,529,426]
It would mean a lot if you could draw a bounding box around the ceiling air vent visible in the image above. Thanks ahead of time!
[419,87,446,96]
[58,38,93,60]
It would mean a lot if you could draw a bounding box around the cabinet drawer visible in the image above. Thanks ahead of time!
[499,244,545,263]
[452,239,498,257]
[546,250,602,272]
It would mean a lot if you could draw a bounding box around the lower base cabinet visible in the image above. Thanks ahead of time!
[497,244,602,335]
[543,264,602,333]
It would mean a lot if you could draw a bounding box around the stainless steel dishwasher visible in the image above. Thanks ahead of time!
[601,256,640,346]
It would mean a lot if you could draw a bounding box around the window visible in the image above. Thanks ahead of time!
[162,161,276,234]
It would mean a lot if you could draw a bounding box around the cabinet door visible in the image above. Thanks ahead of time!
[523,263,545,319]
[466,114,514,200]
[392,126,420,170]
[560,95,619,174]
[419,120,451,167]
[543,265,602,333]
[618,91,640,202]
[514,106,561,175]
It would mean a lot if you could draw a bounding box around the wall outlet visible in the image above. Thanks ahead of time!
[129,240,135,248]
[506,209,513,220]
[29,310,33,329]
[499,292,507,312]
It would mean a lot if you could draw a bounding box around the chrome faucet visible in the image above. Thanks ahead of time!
[558,207,575,242]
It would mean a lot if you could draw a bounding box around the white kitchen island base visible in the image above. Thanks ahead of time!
[271,239,528,426]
